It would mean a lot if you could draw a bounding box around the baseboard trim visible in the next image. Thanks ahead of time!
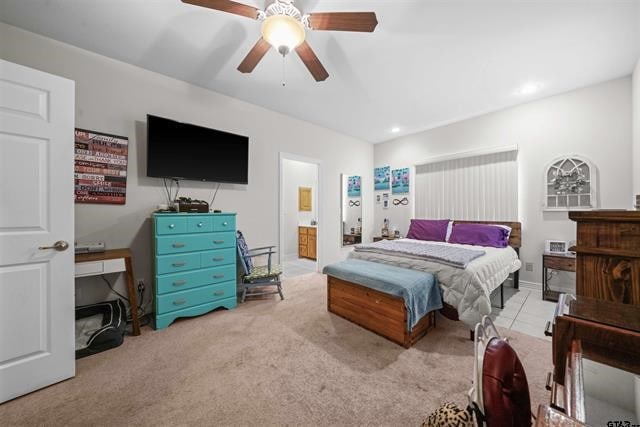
[519,280,542,291]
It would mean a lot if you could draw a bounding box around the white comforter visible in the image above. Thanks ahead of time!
[349,239,521,327]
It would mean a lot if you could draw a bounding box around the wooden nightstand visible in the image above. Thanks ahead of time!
[373,236,396,242]
[542,252,576,302]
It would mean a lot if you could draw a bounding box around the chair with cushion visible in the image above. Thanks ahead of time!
[236,230,284,303]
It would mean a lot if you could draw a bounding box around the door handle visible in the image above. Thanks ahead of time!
[173,299,187,306]
[172,243,185,248]
[213,290,225,296]
[213,240,225,244]
[172,262,186,267]
[38,240,69,251]
[213,274,225,279]
[212,257,225,261]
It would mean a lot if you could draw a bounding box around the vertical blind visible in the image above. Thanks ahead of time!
[415,149,518,221]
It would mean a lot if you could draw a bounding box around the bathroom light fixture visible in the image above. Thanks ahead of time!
[391,127,400,133]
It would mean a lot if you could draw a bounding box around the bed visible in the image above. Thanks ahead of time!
[326,220,521,345]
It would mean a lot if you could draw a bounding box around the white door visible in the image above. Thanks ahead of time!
[0,59,75,403]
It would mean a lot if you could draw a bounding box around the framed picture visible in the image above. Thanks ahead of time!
[74,128,128,204]
[347,175,361,197]
[382,192,389,209]
[374,166,390,190]
[392,167,410,194]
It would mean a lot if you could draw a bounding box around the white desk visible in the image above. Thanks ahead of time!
[74,248,140,336]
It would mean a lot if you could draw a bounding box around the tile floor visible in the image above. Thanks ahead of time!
[282,258,317,278]
[489,285,556,340]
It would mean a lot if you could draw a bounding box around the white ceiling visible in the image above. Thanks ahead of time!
[1,0,639,143]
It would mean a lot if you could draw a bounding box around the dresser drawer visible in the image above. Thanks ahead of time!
[156,265,236,294]
[156,216,187,235]
[201,248,236,268]
[213,215,235,232]
[187,215,213,233]
[156,231,235,254]
[156,253,201,275]
[156,281,237,314]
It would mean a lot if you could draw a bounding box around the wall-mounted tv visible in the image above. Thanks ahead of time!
[146,114,249,184]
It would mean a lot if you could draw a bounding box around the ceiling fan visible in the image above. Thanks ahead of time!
[182,0,378,82]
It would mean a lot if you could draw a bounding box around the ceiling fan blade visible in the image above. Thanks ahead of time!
[182,0,260,19]
[295,41,329,82]
[237,37,271,73]
[307,12,378,32]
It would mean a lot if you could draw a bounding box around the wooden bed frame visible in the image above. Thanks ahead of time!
[327,220,522,347]
[327,276,436,348]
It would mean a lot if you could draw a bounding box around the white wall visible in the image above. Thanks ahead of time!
[375,78,633,285]
[633,58,640,198]
[0,23,373,310]
[282,159,318,261]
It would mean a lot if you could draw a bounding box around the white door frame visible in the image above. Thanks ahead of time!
[278,152,322,271]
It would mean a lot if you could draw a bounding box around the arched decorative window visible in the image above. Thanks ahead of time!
[544,156,597,211]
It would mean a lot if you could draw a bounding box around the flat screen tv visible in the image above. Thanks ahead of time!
[146,114,249,184]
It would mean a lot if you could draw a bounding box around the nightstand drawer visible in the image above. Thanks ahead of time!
[156,216,187,235]
[156,265,236,294]
[156,231,235,254]
[156,253,201,275]
[201,248,236,268]
[156,281,237,314]
[543,255,576,271]
[213,215,235,232]
[187,215,213,233]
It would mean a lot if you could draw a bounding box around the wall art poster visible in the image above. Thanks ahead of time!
[347,175,361,197]
[74,128,128,204]
[374,166,390,190]
[391,167,410,194]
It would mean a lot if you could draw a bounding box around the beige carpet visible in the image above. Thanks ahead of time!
[0,273,551,426]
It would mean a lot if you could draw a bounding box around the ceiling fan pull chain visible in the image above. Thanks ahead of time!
[281,54,286,87]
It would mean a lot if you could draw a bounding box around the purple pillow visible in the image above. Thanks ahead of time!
[406,219,451,242]
[449,223,510,248]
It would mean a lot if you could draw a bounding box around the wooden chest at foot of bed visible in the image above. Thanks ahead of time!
[327,276,436,348]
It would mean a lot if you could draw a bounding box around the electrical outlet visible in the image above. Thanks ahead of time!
[525,262,534,272]
[137,279,145,292]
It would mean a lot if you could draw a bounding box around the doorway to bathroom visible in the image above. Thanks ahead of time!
[279,154,320,278]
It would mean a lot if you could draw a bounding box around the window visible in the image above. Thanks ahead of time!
[544,156,596,211]
[415,149,518,221]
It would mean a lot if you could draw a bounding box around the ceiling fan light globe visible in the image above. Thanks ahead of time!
[261,14,305,54]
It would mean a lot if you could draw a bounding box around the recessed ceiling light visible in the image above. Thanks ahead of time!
[391,127,400,133]
[518,82,542,96]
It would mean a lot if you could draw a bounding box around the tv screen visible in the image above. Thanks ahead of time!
[146,114,249,184]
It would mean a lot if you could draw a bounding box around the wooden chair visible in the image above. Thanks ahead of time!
[236,230,284,303]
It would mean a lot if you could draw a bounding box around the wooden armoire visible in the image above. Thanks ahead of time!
[569,210,640,305]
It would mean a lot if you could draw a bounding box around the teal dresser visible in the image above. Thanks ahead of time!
[152,212,237,329]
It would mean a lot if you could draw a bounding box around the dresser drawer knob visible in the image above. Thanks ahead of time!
[213,240,225,244]
[212,257,224,261]
[172,262,186,267]
[169,224,175,229]
[222,222,228,226]
[173,299,187,306]
[172,243,185,248]
[213,274,225,279]
[173,280,187,286]
[198,222,204,227]
[214,290,225,296]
